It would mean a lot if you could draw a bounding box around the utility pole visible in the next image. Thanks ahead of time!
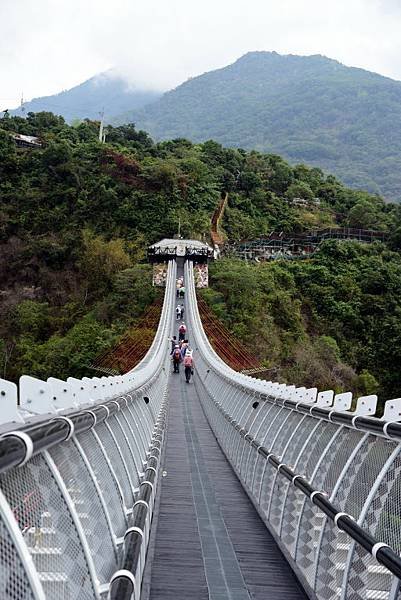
[178,216,181,238]
[98,108,105,142]
[21,92,25,113]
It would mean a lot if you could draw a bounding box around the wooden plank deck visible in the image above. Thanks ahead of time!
[144,265,308,599]
[146,375,307,598]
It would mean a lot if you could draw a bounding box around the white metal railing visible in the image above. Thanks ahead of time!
[0,260,177,600]
[185,260,401,600]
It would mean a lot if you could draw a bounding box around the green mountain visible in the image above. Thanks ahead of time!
[10,71,162,122]
[120,51,401,201]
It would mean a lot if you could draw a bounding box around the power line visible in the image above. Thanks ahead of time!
[99,108,105,142]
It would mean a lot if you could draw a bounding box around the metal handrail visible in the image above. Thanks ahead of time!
[185,271,401,440]
[185,260,401,597]
[214,399,401,580]
[0,260,177,600]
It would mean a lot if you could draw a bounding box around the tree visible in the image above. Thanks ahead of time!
[112,265,156,317]
[356,370,379,395]
[80,230,132,294]
[348,199,382,229]
[238,170,262,194]
[293,164,324,193]
[13,301,50,341]
[267,157,293,195]
[0,338,14,379]
[286,181,314,202]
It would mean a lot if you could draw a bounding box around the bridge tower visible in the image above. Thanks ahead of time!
[148,237,213,288]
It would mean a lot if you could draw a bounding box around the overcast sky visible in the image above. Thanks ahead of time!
[1,0,401,109]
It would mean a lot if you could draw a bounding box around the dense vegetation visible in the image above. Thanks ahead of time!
[10,71,161,122]
[202,243,401,402]
[122,51,401,201]
[1,111,401,401]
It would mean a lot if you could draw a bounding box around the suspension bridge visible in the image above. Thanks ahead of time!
[1,245,401,600]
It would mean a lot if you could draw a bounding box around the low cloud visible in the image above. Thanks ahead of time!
[1,0,401,108]
[376,0,401,14]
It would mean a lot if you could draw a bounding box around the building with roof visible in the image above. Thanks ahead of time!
[148,238,214,262]
[12,133,43,149]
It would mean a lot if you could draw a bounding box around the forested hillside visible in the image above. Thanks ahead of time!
[1,112,401,400]
[202,245,401,402]
[122,51,401,200]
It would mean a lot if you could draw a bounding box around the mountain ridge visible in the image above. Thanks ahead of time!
[8,51,401,200]
[10,71,163,122]
[117,51,401,200]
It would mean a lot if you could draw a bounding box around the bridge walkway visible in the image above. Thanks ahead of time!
[143,266,307,599]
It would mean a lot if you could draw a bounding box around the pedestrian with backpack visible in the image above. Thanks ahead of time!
[178,322,187,341]
[181,339,189,359]
[172,345,182,373]
[184,350,194,383]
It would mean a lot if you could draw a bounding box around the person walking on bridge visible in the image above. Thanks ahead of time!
[180,304,185,318]
[169,335,177,354]
[172,345,182,373]
[184,350,194,383]
[178,322,187,341]
[176,305,182,320]
[181,339,189,359]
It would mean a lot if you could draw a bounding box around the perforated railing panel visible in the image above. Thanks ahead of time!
[95,421,135,509]
[316,428,364,495]
[0,259,174,600]
[184,259,401,600]
[0,518,36,600]
[49,441,118,584]
[77,430,127,538]
[343,450,401,600]
[107,415,141,489]
[0,455,96,600]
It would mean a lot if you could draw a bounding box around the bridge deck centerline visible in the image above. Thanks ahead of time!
[145,264,307,599]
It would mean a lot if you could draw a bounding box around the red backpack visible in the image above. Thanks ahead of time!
[173,349,181,361]
[179,324,186,334]
[184,355,193,367]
